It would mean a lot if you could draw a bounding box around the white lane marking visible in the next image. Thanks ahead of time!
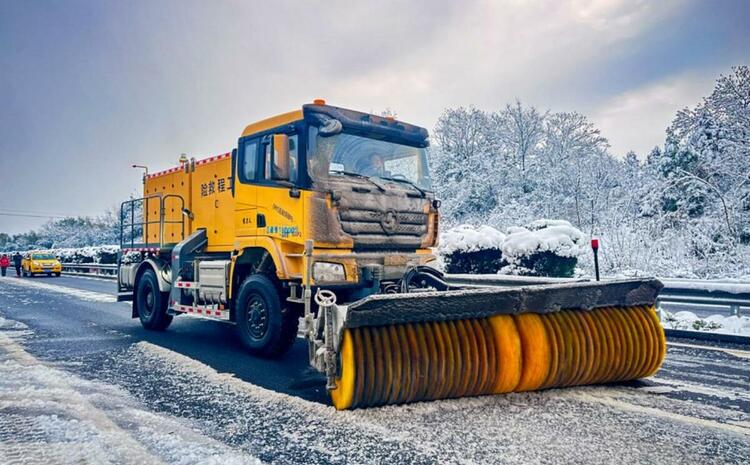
[1,277,115,302]
[667,341,750,360]
[572,391,750,437]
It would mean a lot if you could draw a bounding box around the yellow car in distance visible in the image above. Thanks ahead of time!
[22,252,62,277]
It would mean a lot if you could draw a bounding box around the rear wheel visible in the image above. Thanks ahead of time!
[135,269,173,330]
[236,274,297,357]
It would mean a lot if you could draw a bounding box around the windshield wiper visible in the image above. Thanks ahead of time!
[330,169,386,192]
[378,176,427,197]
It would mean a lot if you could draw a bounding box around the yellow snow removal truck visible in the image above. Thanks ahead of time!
[117,100,665,409]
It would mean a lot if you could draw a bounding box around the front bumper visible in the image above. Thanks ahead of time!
[31,266,61,273]
[308,250,436,287]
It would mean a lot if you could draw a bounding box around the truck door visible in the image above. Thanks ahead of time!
[257,132,304,245]
[235,138,260,236]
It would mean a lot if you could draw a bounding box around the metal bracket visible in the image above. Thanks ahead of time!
[315,289,339,390]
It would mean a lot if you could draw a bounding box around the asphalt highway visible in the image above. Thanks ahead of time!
[0,274,748,464]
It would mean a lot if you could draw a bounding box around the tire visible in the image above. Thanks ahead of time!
[236,274,298,358]
[135,269,173,331]
[54,272,61,277]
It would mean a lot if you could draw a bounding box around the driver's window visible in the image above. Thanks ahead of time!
[264,133,298,181]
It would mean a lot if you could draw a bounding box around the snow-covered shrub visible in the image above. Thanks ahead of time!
[21,245,121,264]
[438,224,507,274]
[501,220,586,277]
[51,245,120,264]
[437,220,586,277]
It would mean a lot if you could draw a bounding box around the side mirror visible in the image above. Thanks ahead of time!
[271,134,290,181]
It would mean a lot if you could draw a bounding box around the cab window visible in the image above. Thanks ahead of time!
[264,134,298,182]
[240,139,259,182]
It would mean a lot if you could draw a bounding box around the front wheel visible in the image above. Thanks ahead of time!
[135,269,173,330]
[236,274,298,358]
[54,272,61,277]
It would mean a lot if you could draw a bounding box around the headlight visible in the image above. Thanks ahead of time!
[32,261,40,267]
[313,262,346,283]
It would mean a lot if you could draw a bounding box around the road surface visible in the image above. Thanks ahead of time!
[0,274,748,464]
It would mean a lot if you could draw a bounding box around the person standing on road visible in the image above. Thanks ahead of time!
[12,252,22,277]
[0,254,9,277]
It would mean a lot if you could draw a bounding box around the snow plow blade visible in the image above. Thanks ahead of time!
[328,278,666,409]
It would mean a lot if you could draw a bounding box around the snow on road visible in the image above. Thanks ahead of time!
[1,276,115,303]
[0,318,259,465]
[1,275,749,464]
[120,341,750,464]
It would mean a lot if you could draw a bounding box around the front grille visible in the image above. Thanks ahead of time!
[339,208,427,242]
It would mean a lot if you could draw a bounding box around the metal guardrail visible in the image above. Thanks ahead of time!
[58,266,748,343]
[445,274,750,345]
[60,263,117,279]
[657,278,749,317]
[61,268,749,315]
[445,274,748,317]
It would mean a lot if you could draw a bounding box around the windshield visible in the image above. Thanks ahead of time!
[307,127,432,191]
[32,253,56,260]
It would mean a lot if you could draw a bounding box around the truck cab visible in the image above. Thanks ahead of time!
[231,101,439,292]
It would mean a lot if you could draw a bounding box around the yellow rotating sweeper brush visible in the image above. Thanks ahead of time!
[322,279,665,410]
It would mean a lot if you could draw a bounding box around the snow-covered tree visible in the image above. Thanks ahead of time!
[431,68,750,278]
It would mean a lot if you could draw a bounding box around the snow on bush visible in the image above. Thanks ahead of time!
[437,220,587,277]
[502,219,586,261]
[51,245,120,264]
[661,310,750,336]
[438,224,506,255]
[500,220,586,277]
[6,245,121,264]
[438,225,506,274]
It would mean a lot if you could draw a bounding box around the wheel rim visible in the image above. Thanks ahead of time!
[142,285,155,318]
[247,295,269,340]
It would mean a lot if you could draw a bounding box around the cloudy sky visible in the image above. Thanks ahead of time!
[1,0,748,234]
